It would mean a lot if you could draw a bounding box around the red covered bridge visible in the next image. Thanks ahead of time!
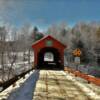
[32,35,66,69]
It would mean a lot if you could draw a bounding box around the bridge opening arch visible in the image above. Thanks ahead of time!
[37,47,62,69]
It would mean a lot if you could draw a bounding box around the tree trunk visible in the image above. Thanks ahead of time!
[1,52,5,82]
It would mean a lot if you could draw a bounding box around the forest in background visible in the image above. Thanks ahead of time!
[0,21,100,83]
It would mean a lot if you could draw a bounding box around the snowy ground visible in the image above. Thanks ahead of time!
[0,57,34,82]
[0,70,34,100]
[0,70,100,100]
[7,70,39,100]
[33,70,100,100]
[63,71,100,100]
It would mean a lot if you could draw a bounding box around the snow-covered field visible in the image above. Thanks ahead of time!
[0,53,34,82]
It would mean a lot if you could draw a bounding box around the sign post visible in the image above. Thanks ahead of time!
[74,57,80,70]
[72,48,82,71]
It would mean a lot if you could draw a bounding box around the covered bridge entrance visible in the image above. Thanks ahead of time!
[32,35,66,70]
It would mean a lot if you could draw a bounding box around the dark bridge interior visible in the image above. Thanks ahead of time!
[37,47,62,70]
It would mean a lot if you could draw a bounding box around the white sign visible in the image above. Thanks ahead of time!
[75,57,80,64]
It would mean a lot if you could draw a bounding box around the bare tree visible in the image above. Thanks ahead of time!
[0,26,7,82]
[7,42,17,80]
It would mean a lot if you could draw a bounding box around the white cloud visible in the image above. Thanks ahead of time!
[0,0,45,25]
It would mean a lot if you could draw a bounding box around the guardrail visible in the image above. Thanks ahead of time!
[0,68,34,92]
[64,67,100,86]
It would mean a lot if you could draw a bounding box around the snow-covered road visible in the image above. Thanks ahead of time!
[33,70,100,100]
[0,70,100,100]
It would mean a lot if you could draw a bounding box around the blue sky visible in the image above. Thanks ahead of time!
[0,0,100,31]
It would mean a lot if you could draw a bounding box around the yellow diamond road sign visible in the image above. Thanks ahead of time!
[73,48,82,56]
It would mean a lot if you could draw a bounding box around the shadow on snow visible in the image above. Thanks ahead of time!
[7,70,40,100]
